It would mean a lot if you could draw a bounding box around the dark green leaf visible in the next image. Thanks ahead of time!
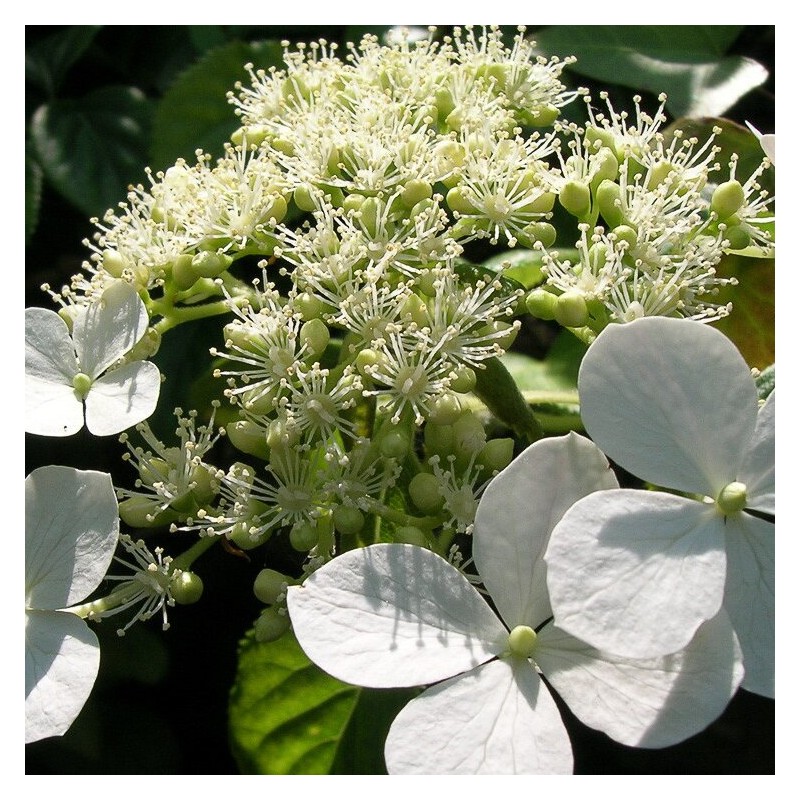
[25,26,103,95]
[30,86,153,218]
[25,152,43,244]
[150,40,284,170]
[534,26,767,118]
[229,628,362,774]
[481,248,546,289]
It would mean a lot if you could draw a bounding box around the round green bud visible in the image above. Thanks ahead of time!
[226,420,269,459]
[253,568,292,605]
[332,504,365,536]
[401,292,430,328]
[191,251,233,279]
[423,422,454,458]
[428,392,463,426]
[722,225,751,251]
[596,179,626,229]
[263,194,288,225]
[343,193,365,216]
[300,318,330,359]
[102,249,129,278]
[254,607,291,643]
[646,160,675,190]
[507,625,537,658]
[266,418,300,450]
[289,520,319,552]
[171,571,204,605]
[524,104,560,128]
[401,179,433,209]
[559,180,592,218]
[555,291,589,328]
[711,180,746,220]
[415,268,439,297]
[171,254,198,291]
[526,288,559,321]
[591,147,620,186]
[446,186,478,215]
[716,481,748,515]
[393,526,429,547]
[585,126,618,155]
[524,221,557,248]
[612,224,638,250]
[357,197,381,238]
[379,431,411,460]
[293,291,331,320]
[228,518,271,550]
[449,365,477,394]
[453,412,487,457]
[480,320,519,352]
[478,438,514,474]
[72,372,93,399]
[435,87,456,119]
[354,348,386,378]
[409,472,445,514]
[118,496,176,529]
[293,183,319,212]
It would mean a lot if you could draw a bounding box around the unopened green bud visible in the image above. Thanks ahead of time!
[446,186,478,215]
[125,327,161,361]
[254,607,291,643]
[453,412,487,457]
[524,222,557,248]
[559,180,591,218]
[293,291,330,320]
[524,104,559,128]
[585,126,618,155]
[226,420,269,459]
[449,366,477,394]
[231,125,270,147]
[401,292,430,328]
[332,504,365,536]
[118,496,176,529]
[596,179,625,229]
[711,180,746,220]
[555,291,589,328]
[646,161,674,190]
[102,249,129,278]
[428,393,463,426]
[293,183,319,212]
[612,224,638,250]
[300,318,330,359]
[253,568,292,605]
[191,251,233,279]
[171,571,204,605]
[394,526,429,547]
[722,224,751,251]
[526,288,558,321]
[401,179,433,209]
[409,472,445,514]
[424,422,453,457]
[358,197,381,238]
[379,430,411,460]
[591,147,620,186]
[171,254,198,290]
[289,520,319,551]
[478,438,514,473]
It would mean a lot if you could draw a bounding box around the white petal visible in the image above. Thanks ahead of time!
[385,658,572,774]
[473,432,618,629]
[25,307,84,437]
[26,466,119,610]
[536,610,743,748]
[25,609,100,743]
[739,391,775,515]
[84,360,161,436]
[287,543,507,688]
[545,489,728,658]
[746,122,775,163]
[578,317,757,496]
[72,281,149,378]
[723,512,774,698]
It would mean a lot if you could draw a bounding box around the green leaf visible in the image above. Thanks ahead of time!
[481,248,546,289]
[534,26,768,118]
[25,151,43,244]
[150,40,284,169]
[30,86,153,218]
[25,26,103,95]
[714,254,774,370]
[502,330,586,394]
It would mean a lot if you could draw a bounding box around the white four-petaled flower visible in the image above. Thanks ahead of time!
[288,433,743,774]
[25,465,119,743]
[25,281,161,437]
[545,317,774,697]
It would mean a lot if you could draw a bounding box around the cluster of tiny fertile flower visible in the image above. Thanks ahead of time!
[42,26,774,639]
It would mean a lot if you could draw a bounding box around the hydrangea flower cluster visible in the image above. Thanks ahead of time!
[25,26,774,773]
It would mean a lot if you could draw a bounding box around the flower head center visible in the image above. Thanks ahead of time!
[507,624,538,659]
[716,481,748,515]
[72,372,93,399]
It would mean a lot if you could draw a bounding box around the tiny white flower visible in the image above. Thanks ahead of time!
[288,434,743,774]
[26,280,161,437]
[25,466,119,743]
[545,317,774,697]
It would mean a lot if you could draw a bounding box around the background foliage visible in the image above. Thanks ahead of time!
[25,24,774,774]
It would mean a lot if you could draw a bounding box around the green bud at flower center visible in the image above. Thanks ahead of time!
[72,372,93,398]
[508,625,537,658]
[716,481,748,515]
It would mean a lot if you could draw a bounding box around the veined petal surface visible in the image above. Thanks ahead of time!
[578,317,757,496]
[25,610,100,743]
[739,391,775,515]
[25,307,83,436]
[536,611,743,748]
[545,489,727,658]
[723,511,774,698]
[25,466,119,610]
[72,281,149,378]
[287,543,507,689]
[384,658,573,774]
[474,433,617,630]
[85,360,161,436]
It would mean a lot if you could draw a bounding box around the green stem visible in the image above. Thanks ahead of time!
[473,357,544,443]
